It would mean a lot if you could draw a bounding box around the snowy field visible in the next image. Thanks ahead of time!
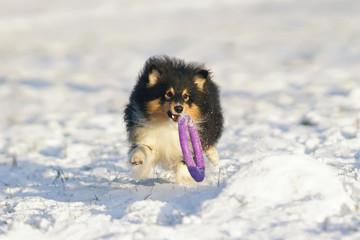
[1,0,360,239]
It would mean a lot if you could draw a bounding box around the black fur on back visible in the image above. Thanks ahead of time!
[124,55,224,150]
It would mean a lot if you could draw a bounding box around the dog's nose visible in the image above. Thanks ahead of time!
[174,105,183,114]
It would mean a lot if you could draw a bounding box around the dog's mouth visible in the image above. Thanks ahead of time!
[167,111,180,122]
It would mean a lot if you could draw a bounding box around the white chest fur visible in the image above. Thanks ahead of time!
[135,120,183,169]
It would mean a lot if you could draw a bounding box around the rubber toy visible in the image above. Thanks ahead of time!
[178,113,205,182]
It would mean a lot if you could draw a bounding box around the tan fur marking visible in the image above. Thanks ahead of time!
[146,98,168,121]
[186,103,201,121]
[148,69,160,87]
[194,76,206,91]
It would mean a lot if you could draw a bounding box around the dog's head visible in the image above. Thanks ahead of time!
[142,57,209,123]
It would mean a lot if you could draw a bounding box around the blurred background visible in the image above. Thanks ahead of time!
[1,0,360,153]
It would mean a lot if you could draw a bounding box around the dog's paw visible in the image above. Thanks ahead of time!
[128,145,154,180]
[131,159,143,165]
[130,148,146,165]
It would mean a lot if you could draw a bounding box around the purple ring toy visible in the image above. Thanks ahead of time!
[178,113,205,182]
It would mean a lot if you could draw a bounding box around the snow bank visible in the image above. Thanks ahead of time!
[190,154,354,239]
[223,154,353,215]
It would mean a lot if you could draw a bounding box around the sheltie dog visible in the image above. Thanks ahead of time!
[124,56,223,184]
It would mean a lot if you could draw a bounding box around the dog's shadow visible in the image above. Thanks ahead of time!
[132,178,173,186]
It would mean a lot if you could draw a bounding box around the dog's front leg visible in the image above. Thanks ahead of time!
[128,145,154,180]
[176,161,197,185]
[205,146,219,166]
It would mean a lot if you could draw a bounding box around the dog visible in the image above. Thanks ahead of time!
[124,56,223,184]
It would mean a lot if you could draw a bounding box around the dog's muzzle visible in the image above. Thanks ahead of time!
[168,105,183,122]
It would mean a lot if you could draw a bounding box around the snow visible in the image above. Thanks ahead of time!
[1,0,360,239]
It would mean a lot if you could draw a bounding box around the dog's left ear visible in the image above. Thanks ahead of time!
[147,64,162,87]
[193,69,208,91]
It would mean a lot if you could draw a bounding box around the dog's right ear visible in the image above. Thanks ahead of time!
[147,64,162,87]
[193,69,208,91]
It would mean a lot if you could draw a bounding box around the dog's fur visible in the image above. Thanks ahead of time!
[124,56,223,184]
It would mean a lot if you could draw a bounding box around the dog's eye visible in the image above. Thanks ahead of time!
[183,94,189,101]
[165,92,173,98]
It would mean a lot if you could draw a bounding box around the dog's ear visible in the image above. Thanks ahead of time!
[193,69,208,91]
[147,64,162,87]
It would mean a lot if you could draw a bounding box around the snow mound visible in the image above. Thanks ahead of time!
[195,155,355,238]
[225,155,353,219]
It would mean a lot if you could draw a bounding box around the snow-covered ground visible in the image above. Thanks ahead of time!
[1,0,360,239]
